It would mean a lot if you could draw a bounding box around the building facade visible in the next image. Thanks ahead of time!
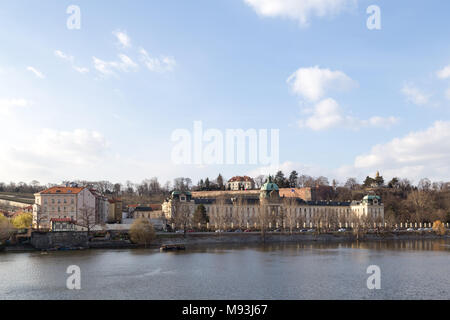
[33,186,96,230]
[107,199,123,223]
[226,176,255,191]
[163,178,384,230]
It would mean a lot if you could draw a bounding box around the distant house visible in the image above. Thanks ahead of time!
[226,176,255,191]
[125,204,166,231]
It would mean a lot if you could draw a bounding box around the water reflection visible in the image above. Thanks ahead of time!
[0,239,449,300]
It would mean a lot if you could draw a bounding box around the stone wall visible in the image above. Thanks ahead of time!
[31,231,88,250]
[154,232,449,247]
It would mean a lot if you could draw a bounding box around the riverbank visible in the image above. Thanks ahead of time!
[152,231,450,247]
[2,231,448,252]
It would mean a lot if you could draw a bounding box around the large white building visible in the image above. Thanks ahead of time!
[163,178,384,230]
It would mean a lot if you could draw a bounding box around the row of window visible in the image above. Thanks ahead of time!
[43,197,75,205]
[43,206,75,213]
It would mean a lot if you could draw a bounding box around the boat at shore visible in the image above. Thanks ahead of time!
[160,244,186,252]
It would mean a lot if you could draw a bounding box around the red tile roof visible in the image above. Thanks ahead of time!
[228,176,254,183]
[40,187,85,195]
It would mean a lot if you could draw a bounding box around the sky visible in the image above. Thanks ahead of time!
[1,0,450,187]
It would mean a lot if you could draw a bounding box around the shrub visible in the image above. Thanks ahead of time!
[129,218,156,247]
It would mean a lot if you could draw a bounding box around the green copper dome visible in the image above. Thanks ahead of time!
[260,176,279,191]
[363,195,380,201]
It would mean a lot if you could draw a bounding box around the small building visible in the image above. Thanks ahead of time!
[226,176,255,191]
[50,218,77,232]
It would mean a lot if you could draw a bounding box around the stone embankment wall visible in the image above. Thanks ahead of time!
[28,231,449,250]
[154,232,449,246]
[31,232,88,249]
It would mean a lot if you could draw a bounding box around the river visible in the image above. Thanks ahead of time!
[1,239,449,300]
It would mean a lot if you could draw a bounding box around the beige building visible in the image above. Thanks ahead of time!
[226,176,255,191]
[33,186,96,230]
[107,199,123,223]
[163,178,384,230]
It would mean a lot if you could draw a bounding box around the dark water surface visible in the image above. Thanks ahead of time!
[1,240,449,300]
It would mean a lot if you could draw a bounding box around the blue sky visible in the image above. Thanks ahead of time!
[1,0,450,186]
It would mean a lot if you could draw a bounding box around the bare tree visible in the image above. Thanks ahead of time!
[407,190,433,223]
[254,175,266,189]
[283,197,297,234]
[214,196,229,230]
[34,210,48,231]
[78,205,97,236]
[233,197,248,229]
[418,178,432,192]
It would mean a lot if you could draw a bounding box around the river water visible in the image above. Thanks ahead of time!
[1,239,449,300]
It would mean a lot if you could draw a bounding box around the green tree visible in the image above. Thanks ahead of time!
[216,174,224,190]
[129,218,156,248]
[288,171,299,188]
[193,204,209,228]
[374,171,384,187]
[388,177,400,189]
[274,171,287,188]
[363,176,375,188]
[198,179,204,190]
[11,212,33,229]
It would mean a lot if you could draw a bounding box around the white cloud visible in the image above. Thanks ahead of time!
[401,83,429,106]
[3,129,109,172]
[298,98,343,130]
[287,66,357,102]
[73,66,90,74]
[0,98,32,115]
[244,0,357,26]
[139,48,176,73]
[31,129,108,165]
[437,65,450,79]
[298,98,398,131]
[55,50,89,74]
[26,66,45,79]
[93,54,138,76]
[353,121,450,181]
[54,50,74,63]
[113,30,131,48]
